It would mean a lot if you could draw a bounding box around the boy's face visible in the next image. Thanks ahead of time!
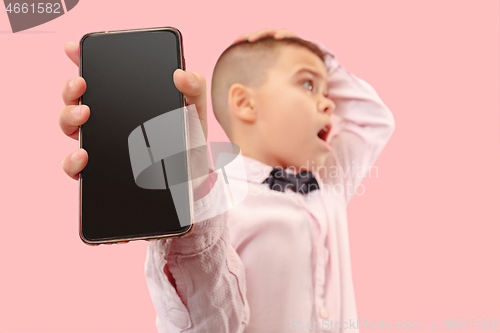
[251,45,335,171]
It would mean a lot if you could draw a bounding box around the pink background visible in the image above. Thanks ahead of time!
[1,0,498,332]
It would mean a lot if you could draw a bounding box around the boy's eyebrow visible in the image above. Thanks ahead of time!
[293,67,328,92]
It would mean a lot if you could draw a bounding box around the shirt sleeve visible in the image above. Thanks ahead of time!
[311,40,396,205]
[144,169,250,332]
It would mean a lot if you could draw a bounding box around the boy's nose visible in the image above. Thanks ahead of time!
[319,98,335,115]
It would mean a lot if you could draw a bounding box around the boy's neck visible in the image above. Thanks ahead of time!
[240,149,284,169]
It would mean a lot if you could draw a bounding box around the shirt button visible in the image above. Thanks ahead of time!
[320,307,329,319]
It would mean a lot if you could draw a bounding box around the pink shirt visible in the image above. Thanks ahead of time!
[145,40,396,333]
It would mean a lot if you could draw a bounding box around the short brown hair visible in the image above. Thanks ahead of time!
[211,36,326,140]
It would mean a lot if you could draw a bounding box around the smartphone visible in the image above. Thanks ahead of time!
[78,27,194,245]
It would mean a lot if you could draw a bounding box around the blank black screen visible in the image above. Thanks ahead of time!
[80,29,190,242]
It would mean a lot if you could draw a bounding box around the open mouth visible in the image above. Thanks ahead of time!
[317,123,332,141]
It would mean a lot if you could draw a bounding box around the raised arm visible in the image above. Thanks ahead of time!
[145,169,250,332]
[311,40,396,205]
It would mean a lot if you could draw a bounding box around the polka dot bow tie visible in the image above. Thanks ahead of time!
[262,167,320,195]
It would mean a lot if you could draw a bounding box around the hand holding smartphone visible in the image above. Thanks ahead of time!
[60,27,211,245]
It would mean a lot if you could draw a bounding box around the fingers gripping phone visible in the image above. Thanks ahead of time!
[78,27,194,245]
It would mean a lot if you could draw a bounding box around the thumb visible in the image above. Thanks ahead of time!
[173,69,207,121]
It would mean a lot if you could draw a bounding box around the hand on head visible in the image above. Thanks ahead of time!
[232,28,298,44]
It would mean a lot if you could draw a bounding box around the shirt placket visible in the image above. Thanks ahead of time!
[315,212,329,322]
[296,191,330,324]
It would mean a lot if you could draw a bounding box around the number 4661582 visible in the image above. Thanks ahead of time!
[5,3,62,14]
[444,319,498,329]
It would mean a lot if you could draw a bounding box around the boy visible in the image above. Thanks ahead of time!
[60,28,395,332]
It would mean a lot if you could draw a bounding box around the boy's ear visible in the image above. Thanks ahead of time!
[228,83,256,123]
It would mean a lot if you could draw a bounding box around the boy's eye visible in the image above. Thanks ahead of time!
[301,79,314,91]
